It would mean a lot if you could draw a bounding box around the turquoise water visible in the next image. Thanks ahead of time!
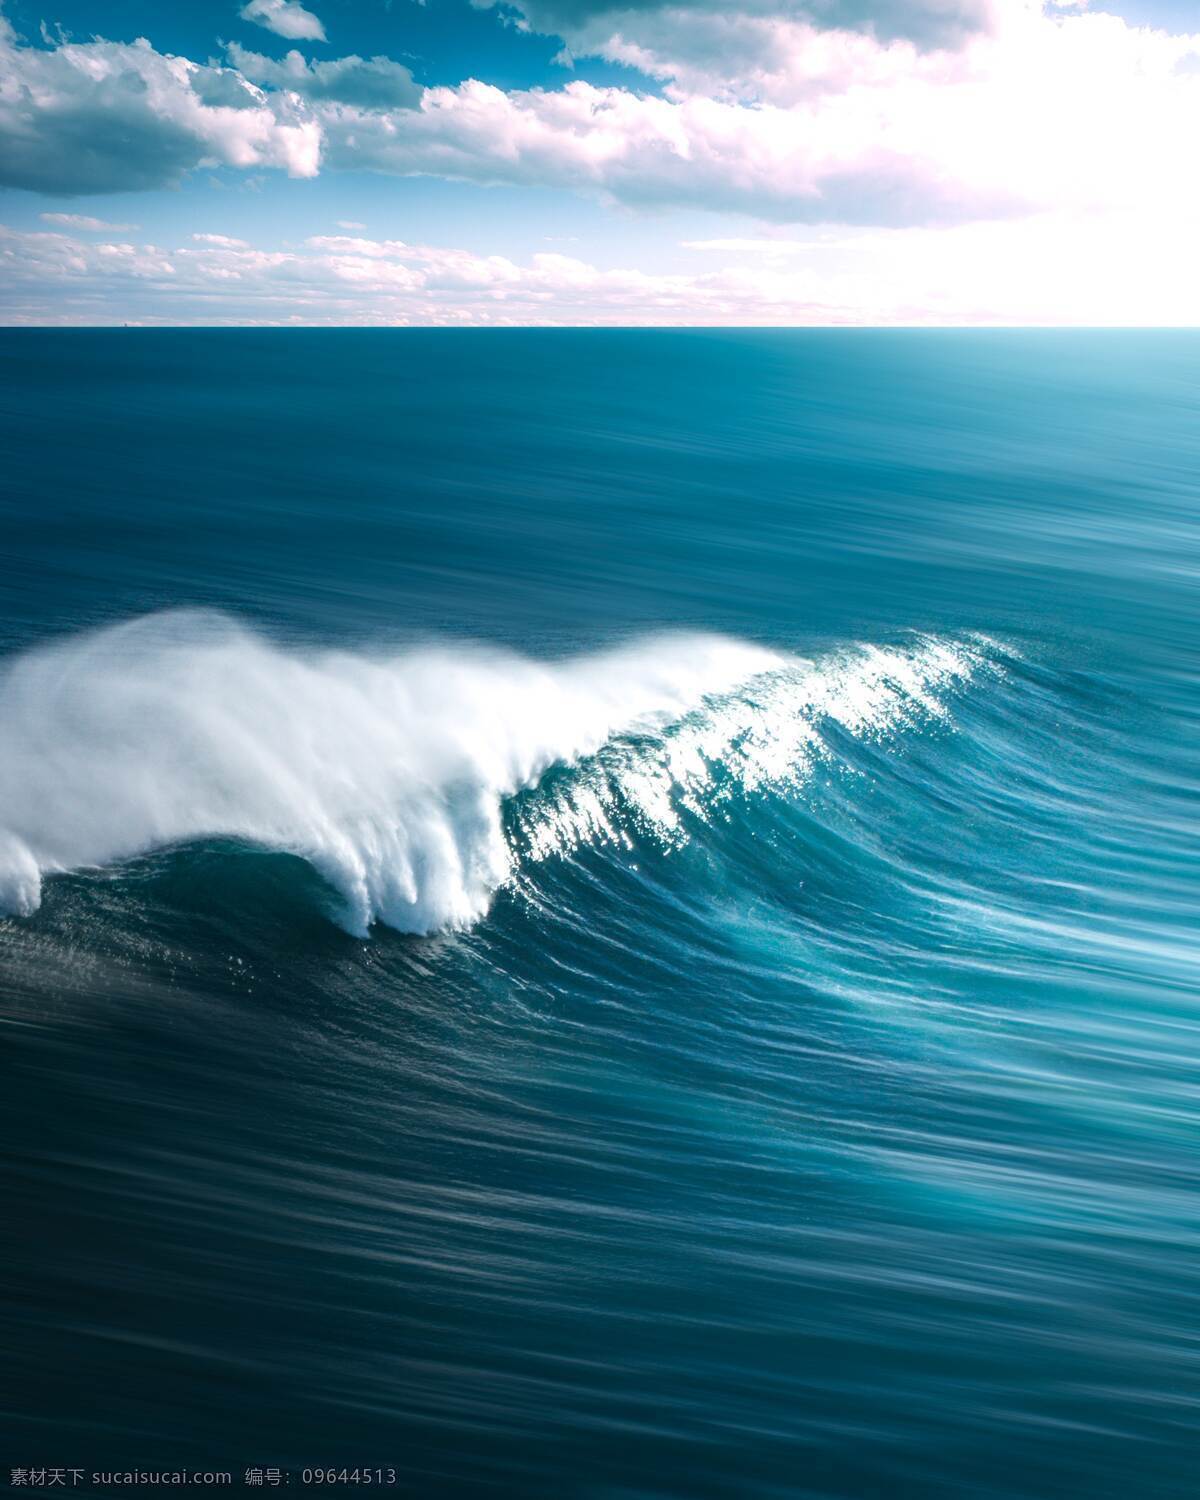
[1,330,1197,1497]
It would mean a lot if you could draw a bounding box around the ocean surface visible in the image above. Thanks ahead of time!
[0,330,1197,1499]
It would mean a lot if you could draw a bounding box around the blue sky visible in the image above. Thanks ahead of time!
[3,0,1200,324]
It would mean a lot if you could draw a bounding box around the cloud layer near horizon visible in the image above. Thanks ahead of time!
[2,4,1199,229]
[4,216,1199,327]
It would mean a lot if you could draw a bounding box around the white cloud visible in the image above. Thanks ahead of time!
[318,4,1200,227]
[0,22,320,193]
[319,78,1015,225]
[193,232,251,247]
[5,217,1200,327]
[3,2,1200,242]
[480,0,1004,54]
[239,0,327,44]
[225,42,419,108]
[41,212,140,231]
[682,237,837,254]
[337,220,367,229]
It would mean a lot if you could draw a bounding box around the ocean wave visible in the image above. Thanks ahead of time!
[0,612,1001,935]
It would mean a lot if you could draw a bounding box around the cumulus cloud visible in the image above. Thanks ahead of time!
[41,212,140,231]
[3,2,1200,234]
[0,21,320,193]
[317,77,1018,224]
[239,0,327,44]
[533,0,997,50]
[476,0,1005,67]
[226,42,420,108]
[529,9,976,104]
[316,3,1200,228]
[333,2,1200,225]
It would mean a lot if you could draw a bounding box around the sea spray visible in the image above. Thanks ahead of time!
[0,611,779,933]
[0,611,996,934]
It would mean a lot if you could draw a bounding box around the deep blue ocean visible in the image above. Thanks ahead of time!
[1,330,1197,1499]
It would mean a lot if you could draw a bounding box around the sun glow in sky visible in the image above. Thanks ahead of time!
[1,0,1198,323]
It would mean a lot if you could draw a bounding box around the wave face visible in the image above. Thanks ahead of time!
[0,611,995,934]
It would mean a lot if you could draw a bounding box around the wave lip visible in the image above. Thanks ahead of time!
[512,635,992,867]
[0,612,998,935]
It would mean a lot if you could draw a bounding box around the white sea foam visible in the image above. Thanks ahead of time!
[0,612,993,934]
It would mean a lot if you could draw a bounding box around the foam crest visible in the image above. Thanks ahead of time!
[0,612,779,933]
[0,613,996,934]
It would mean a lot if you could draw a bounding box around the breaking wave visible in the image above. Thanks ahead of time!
[0,612,1003,934]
